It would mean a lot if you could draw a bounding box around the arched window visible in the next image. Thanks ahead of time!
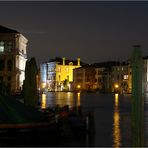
[69,62,73,65]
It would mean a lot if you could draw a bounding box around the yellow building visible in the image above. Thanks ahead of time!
[40,57,81,91]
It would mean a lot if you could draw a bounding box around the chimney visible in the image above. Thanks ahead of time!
[77,58,80,66]
[62,57,65,65]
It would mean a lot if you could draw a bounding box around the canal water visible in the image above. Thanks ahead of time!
[40,92,135,147]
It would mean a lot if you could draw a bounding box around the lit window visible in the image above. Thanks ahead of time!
[58,67,61,72]
[0,41,4,52]
[124,75,128,80]
[66,68,69,72]
[0,46,4,52]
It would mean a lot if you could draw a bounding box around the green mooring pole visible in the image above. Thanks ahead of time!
[131,45,144,147]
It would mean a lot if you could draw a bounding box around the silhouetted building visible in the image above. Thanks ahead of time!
[0,25,28,94]
[143,56,148,93]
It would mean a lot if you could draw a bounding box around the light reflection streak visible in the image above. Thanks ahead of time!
[113,93,121,148]
[77,92,81,106]
[41,93,47,109]
[55,92,74,108]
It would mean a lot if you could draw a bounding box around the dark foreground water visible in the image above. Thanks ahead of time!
[40,92,134,147]
[1,92,147,147]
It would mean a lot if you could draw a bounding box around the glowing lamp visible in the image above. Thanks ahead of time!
[115,84,119,89]
[77,85,81,89]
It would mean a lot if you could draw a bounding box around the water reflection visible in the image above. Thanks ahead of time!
[40,92,79,108]
[77,92,81,106]
[41,93,47,109]
[113,93,121,147]
[39,92,132,146]
[55,92,75,107]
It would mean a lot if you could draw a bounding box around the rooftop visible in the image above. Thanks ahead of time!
[0,25,19,33]
[42,57,87,66]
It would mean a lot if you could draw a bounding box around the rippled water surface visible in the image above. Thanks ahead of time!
[40,92,135,147]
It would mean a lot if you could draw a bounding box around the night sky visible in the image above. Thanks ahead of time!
[1,1,148,65]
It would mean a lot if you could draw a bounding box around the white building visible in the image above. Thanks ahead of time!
[0,25,28,94]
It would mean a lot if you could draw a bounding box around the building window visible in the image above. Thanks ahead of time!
[8,76,11,81]
[58,67,61,72]
[124,75,128,80]
[0,60,5,71]
[117,74,119,80]
[69,62,73,65]
[66,68,69,72]
[7,60,13,71]
[22,50,24,54]
[3,42,12,52]
[0,41,4,52]
[8,42,12,52]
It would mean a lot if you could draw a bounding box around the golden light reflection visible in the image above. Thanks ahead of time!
[115,93,119,107]
[77,92,81,106]
[66,92,73,107]
[113,93,121,148]
[41,93,47,109]
[55,92,74,108]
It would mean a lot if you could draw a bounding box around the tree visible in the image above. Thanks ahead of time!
[23,57,38,107]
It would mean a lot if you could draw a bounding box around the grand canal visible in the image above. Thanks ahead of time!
[39,92,143,147]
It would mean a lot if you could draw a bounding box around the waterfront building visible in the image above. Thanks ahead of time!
[0,25,28,94]
[40,57,82,91]
[73,65,105,92]
[73,62,119,92]
[111,62,130,93]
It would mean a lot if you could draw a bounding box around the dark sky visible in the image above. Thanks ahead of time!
[0,1,148,65]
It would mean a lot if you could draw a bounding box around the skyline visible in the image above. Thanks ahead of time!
[1,1,148,65]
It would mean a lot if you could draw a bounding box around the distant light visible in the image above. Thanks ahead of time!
[42,82,46,88]
[115,84,119,89]
[77,85,81,89]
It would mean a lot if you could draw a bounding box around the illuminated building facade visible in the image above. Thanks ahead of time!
[73,61,131,93]
[40,57,82,91]
[0,25,28,94]
[111,62,130,93]
[73,64,106,92]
